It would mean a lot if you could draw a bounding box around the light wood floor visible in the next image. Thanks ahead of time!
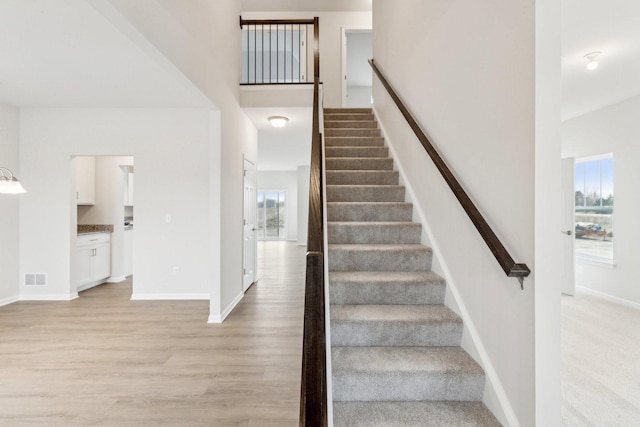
[0,241,307,426]
[562,290,640,426]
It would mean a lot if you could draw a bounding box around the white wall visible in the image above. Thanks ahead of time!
[242,11,372,107]
[77,156,134,282]
[101,0,259,319]
[0,104,20,305]
[19,108,218,302]
[372,1,536,425]
[562,96,640,305]
[258,171,299,241]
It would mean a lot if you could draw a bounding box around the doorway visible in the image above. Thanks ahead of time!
[341,28,373,108]
[243,158,257,292]
[71,155,134,298]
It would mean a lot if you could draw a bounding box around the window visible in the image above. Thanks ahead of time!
[257,191,286,240]
[574,155,614,261]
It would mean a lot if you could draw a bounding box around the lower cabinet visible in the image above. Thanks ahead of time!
[76,233,111,292]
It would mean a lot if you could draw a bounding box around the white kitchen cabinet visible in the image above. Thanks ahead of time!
[72,156,95,205]
[76,233,111,291]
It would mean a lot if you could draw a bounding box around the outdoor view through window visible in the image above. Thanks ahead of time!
[257,191,286,240]
[575,155,614,261]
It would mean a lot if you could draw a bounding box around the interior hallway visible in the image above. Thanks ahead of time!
[0,241,306,426]
[562,290,640,426]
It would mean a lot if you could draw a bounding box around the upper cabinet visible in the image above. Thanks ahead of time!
[72,156,95,205]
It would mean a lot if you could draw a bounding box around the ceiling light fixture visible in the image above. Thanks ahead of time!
[0,167,27,194]
[584,52,601,71]
[268,116,289,128]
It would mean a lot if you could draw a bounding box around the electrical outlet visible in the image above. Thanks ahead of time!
[172,267,180,275]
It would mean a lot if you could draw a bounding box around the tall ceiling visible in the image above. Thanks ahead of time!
[242,0,372,12]
[561,0,640,120]
[0,0,210,108]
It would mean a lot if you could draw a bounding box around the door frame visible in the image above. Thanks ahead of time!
[341,26,373,107]
[561,157,576,295]
[242,157,257,292]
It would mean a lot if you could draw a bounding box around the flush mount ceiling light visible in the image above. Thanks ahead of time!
[268,116,289,128]
[0,167,27,194]
[584,52,601,71]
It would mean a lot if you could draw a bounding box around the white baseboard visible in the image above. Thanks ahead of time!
[76,281,107,293]
[208,291,244,324]
[106,275,127,283]
[577,286,640,310]
[0,295,20,307]
[131,293,210,301]
[20,293,78,301]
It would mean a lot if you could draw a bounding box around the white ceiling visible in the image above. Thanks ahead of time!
[242,0,372,12]
[0,0,210,108]
[244,107,312,171]
[561,0,640,120]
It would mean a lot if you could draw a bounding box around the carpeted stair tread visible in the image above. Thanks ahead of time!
[333,401,502,427]
[326,170,399,185]
[327,202,414,222]
[326,185,406,202]
[325,136,385,146]
[332,346,485,401]
[325,120,378,129]
[330,305,462,347]
[325,113,374,121]
[329,271,446,305]
[329,244,432,272]
[325,146,389,158]
[325,107,372,114]
[326,128,381,137]
[326,157,393,171]
[328,221,421,244]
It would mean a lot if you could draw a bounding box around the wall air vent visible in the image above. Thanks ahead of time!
[24,273,47,286]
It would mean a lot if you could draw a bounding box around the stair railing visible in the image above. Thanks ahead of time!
[369,59,531,289]
[239,17,316,85]
[299,19,328,426]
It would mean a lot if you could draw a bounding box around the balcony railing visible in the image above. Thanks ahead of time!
[240,18,316,85]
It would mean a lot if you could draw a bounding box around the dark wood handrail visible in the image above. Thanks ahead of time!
[369,59,530,288]
[300,19,327,427]
[240,17,316,29]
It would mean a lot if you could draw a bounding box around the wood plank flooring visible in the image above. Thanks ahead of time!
[0,241,306,426]
[562,290,640,426]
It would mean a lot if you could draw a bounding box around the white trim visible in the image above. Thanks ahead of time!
[106,275,127,283]
[20,293,78,301]
[131,293,210,301]
[374,107,519,427]
[76,280,108,293]
[208,291,244,324]
[0,295,20,307]
[576,286,640,311]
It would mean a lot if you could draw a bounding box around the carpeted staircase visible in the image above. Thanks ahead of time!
[324,108,502,427]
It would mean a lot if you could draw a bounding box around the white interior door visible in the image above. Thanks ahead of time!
[561,157,576,295]
[243,158,257,292]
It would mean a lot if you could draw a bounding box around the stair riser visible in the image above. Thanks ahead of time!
[328,247,432,272]
[325,121,378,129]
[327,203,413,222]
[331,320,462,347]
[326,158,393,171]
[326,171,399,186]
[325,147,389,158]
[325,137,385,147]
[327,186,405,203]
[328,223,421,244]
[326,129,381,137]
[325,114,374,121]
[329,281,446,305]
[325,108,372,114]
[332,373,484,402]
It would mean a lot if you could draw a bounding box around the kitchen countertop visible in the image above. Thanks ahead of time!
[78,224,114,235]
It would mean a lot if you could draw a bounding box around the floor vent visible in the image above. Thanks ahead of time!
[25,273,47,286]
